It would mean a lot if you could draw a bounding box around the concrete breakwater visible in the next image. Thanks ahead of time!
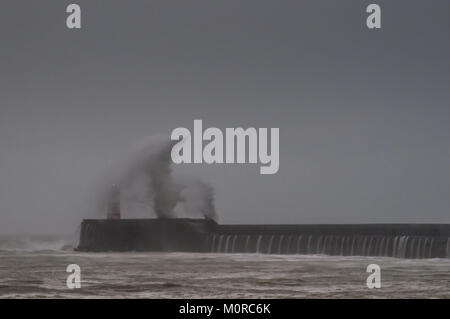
[76,219,450,258]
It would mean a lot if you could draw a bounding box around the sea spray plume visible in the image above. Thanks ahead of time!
[100,135,217,220]
[176,178,217,221]
[120,135,178,218]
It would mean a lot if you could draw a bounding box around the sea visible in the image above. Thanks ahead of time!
[0,236,449,299]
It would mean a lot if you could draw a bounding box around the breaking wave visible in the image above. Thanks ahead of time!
[0,236,74,252]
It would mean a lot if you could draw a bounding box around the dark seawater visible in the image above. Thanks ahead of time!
[0,237,449,298]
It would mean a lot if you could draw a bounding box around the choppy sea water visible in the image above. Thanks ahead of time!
[0,237,449,298]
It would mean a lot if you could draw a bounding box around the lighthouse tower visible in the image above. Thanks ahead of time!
[107,185,121,220]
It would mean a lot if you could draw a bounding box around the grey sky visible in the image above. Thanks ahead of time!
[1,1,449,234]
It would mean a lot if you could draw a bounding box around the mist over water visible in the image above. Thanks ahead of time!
[0,1,449,301]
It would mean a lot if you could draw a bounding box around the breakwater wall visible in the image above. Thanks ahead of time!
[76,219,450,258]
